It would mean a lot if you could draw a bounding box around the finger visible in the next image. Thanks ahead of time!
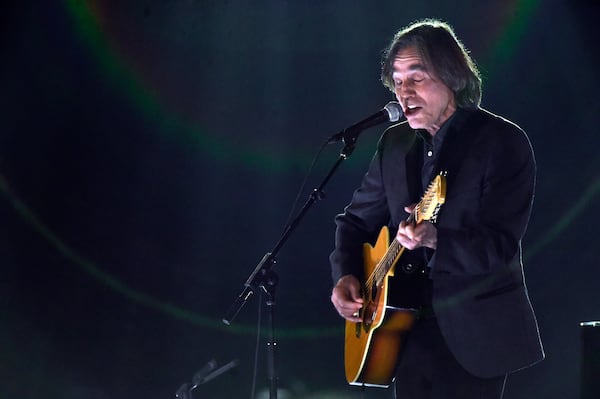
[331,292,361,313]
[348,285,364,303]
[396,232,417,249]
[404,223,415,240]
[346,314,363,323]
[332,295,362,317]
[343,307,363,322]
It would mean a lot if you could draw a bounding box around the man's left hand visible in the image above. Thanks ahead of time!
[396,205,438,250]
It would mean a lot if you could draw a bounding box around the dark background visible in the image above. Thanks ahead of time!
[1,1,599,398]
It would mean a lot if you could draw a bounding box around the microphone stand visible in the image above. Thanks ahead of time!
[222,136,360,399]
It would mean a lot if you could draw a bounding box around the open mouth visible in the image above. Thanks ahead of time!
[404,106,422,116]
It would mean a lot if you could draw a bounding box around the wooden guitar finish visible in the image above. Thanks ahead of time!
[344,173,446,387]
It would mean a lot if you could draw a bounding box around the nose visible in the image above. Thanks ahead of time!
[395,81,415,97]
[395,82,415,104]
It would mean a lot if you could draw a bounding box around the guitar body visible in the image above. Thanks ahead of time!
[344,226,417,387]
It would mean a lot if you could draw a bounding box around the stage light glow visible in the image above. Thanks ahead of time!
[62,0,312,173]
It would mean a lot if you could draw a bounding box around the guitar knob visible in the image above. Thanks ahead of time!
[402,263,415,274]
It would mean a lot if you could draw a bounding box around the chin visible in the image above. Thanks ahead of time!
[406,118,425,130]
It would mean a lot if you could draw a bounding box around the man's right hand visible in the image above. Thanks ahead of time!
[331,275,363,323]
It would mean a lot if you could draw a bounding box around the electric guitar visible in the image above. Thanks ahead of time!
[344,173,447,387]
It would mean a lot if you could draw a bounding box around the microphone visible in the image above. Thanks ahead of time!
[327,101,403,144]
[193,359,239,385]
[191,360,218,385]
[174,359,239,398]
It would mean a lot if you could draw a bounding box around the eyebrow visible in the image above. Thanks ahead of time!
[410,63,427,71]
[399,62,427,72]
[392,63,428,78]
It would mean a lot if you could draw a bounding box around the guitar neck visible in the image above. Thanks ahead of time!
[368,173,446,289]
[372,239,406,287]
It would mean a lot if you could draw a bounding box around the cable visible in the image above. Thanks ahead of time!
[280,140,329,235]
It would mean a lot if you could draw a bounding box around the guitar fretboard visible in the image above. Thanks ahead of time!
[363,172,446,292]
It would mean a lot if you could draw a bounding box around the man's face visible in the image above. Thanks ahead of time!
[392,47,456,135]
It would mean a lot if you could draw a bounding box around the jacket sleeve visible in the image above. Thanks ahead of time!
[329,139,391,285]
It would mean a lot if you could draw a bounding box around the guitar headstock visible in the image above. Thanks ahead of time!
[414,172,447,224]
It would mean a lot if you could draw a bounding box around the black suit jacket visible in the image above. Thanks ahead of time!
[330,107,544,378]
